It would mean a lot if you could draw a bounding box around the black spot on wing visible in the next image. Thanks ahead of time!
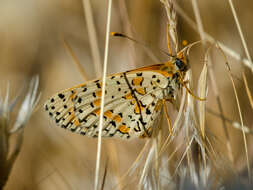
[110,120,116,127]
[58,93,65,99]
[146,108,151,115]
[96,82,101,88]
[78,97,82,103]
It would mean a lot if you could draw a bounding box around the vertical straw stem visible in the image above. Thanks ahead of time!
[82,0,103,77]
[191,1,207,180]
[228,0,253,73]
[225,62,251,182]
[191,0,205,45]
[94,0,112,189]
[117,1,137,68]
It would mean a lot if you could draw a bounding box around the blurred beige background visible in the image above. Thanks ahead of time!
[1,0,253,189]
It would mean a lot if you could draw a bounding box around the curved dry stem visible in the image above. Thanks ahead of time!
[190,1,235,163]
[242,72,253,110]
[198,61,208,139]
[228,0,253,73]
[207,108,253,134]
[113,140,151,190]
[217,44,251,182]
[174,2,253,72]
[173,135,195,178]
[138,141,156,190]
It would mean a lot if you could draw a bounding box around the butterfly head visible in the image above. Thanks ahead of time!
[174,57,188,73]
[173,45,191,75]
[161,55,189,76]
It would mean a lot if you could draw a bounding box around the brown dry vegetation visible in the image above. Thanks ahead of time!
[1,0,253,189]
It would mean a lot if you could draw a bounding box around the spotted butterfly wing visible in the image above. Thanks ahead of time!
[44,62,181,139]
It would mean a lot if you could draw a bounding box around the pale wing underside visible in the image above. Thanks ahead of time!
[44,70,171,139]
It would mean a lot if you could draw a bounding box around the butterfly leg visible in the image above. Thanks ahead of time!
[162,99,173,135]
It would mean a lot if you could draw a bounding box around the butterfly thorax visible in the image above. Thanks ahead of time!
[160,57,188,100]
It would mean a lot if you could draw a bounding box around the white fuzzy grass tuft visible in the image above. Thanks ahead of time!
[0,76,40,189]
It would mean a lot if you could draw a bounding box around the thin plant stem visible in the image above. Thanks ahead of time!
[218,45,251,182]
[63,39,88,81]
[206,108,253,134]
[228,0,253,73]
[117,1,137,68]
[138,142,155,190]
[242,72,253,110]
[225,62,251,182]
[174,2,253,71]
[113,140,151,190]
[94,0,112,189]
[191,0,206,45]
[191,0,234,164]
[82,0,102,77]
[191,1,208,179]
[173,135,195,178]
[83,1,122,189]
[106,141,123,190]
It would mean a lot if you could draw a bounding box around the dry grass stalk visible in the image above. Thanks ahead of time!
[94,0,112,189]
[160,0,178,54]
[228,0,253,73]
[220,47,251,181]
[198,58,208,139]
[242,72,253,110]
[174,2,253,72]
[63,39,88,81]
[82,0,102,77]
[0,76,40,189]
[207,108,253,134]
[191,0,235,164]
[117,1,137,68]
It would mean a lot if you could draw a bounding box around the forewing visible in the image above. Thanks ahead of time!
[44,66,170,139]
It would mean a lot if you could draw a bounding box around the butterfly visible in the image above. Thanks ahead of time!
[44,43,191,139]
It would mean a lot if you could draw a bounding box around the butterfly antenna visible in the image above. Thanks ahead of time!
[111,32,172,57]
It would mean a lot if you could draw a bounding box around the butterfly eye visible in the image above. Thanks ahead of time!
[175,58,186,71]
